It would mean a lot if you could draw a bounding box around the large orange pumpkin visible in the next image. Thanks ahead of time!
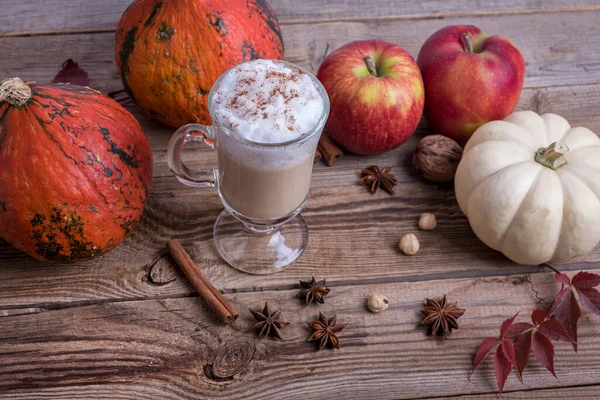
[115,0,285,128]
[0,78,153,262]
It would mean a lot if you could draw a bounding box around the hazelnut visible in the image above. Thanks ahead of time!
[413,135,463,183]
[368,294,389,313]
[399,234,419,255]
[418,213,437,230]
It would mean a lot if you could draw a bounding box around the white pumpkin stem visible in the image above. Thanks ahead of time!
[0,77,32,107]
[535,141,569,170]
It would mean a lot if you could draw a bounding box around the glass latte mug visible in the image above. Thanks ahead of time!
[167,60,330,274]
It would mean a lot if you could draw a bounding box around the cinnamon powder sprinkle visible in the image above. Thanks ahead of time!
[222,64,308,134]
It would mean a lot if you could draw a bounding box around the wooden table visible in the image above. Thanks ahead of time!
[2,1,600,399]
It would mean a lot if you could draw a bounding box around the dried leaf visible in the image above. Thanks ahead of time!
[52,59,89,86]
[493,345,512,395]
[531,331,556,378]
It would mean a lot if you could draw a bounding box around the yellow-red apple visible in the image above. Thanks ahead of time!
[316,40,424,155]
[417,25,526,144]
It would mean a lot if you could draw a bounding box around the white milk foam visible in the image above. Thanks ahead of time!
[212,59,324,144]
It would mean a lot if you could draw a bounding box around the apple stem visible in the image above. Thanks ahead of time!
[462,32,474,53]
[364,55,379,77]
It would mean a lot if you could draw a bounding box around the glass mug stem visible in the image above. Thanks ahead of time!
[167,123,218,188]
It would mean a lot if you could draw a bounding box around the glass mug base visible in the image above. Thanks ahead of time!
[213,209,309,275]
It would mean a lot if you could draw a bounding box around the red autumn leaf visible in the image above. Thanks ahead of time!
[531,308,548,324]
[52,59,89,86]
[494,344,513,395]
[549,286,581,349]
[514,331,532,380]
[538,319,576,344]
[506,322,533,338]
[577,288,600,315]
[572,271,600,289]
[555,273,571,286]
[472,314,520,393]
[472,337,500,373]
[501,339,518,370]
[530,308,574,344]
[531,331,556,378]
[472,269,600,395]
[571,271,600,316]
[500,312,520,338]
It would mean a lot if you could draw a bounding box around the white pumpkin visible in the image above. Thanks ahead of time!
[455,111,600,265]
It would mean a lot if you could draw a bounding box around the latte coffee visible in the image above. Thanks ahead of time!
[212,60,325,220]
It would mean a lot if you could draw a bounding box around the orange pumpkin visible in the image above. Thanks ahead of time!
[115,0,285,128]
[0,78,153,262]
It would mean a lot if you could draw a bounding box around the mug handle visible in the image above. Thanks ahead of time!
[167,123,218,188]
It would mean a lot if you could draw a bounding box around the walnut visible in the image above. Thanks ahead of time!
[399,234,420,256]
[413,135,463,183]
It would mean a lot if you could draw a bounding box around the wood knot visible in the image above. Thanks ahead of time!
[147,253,178,285]
[205,339,255,381]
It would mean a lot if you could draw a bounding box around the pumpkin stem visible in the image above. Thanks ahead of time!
[535,141,569,170]
[0,78,32,107]
[364,55,379,77]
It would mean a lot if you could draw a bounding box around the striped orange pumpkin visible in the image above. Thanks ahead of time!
[0,78,153,262]
[115,0,285,127]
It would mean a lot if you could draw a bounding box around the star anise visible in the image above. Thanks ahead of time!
[419,295,465,338]
[361,165,397,195]
[250,302,290,340]
[299,277,330,304]
[307,312,346,350]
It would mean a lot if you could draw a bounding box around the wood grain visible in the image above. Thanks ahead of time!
[2,1,600,398]
[437,385,600,399]
[1,0,599,35]
[2,11,600,93]
[1,83,600,309]
[1,272,599,399]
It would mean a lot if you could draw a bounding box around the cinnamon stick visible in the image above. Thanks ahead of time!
[318,134,343,166]
[314,148,323,163]
[166,240,239,324]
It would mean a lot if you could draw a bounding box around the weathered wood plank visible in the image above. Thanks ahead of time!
[437,385,600,399]
[1,83,600,309]
[2,11,600,92]
[1,272,599,399]
[1,0,599,35]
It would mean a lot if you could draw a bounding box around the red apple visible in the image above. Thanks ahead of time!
[417,25,526,144]
[316,40,424,155]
